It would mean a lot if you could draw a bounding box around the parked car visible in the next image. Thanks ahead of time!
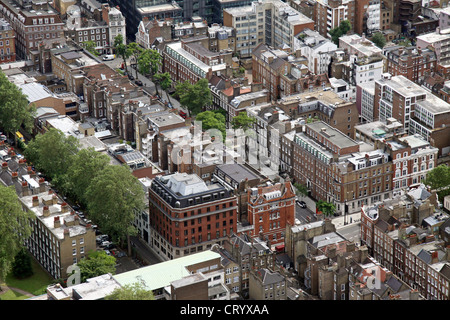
[102,54,115,61]
[128,74,134,80]
[296,200,307,208]
[104,242,116,250]
[96,235,109,244]
[135,80,143,86]
[179,110,187,119]
[104,250,112,256]
[100,240,112,248]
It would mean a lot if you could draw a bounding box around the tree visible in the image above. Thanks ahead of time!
[231,112,255,131]
[11,248,33,279]
[76,250,116,283]
[24,128,79,191]
[316,200,336,217]
[66,148,110,207]
[424,164,450,200]
[127,42,143,79]
[113,34,131,74]
[0,184,34,289]
[371,32,386,49]
[154,72,173,104]
[306,116,319,124]
[196,110,226,141]
[176,79,212,116]
[294,183,308,197]
[0,71,36,140]
[138,49,161,95]
[83,40,99,56]
[329,20,351,45]
[106,281,155,300]
[85,165,145,255]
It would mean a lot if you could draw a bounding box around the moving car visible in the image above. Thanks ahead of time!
[296,200,307,208]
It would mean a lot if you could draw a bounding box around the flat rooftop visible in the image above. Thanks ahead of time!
[113,250,221,291]
[307,121,359,150]
[376,75,427,98]
[216,163,261,182]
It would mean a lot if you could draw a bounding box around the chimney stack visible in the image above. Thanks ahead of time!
[61,202,69,213]
[1,162,8,171]
[43,206,50,217]
[54,216,61,228]
[32,195,39,207]
[39,178,46,193]
[52,194,57,205]
[21,181,30,196]
[11,171,18,180]
[64,228,70,238]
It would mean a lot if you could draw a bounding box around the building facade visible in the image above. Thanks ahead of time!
[148,173,238,261]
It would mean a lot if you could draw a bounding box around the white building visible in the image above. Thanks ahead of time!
[223,0,314,58]
[339,34,383,58]
[294,28,337,75]
[416,28,450,68]
[329,77,355,102]
[357,80,376,122]
[105,5,126,50]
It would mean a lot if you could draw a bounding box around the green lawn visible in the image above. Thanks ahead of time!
[2,256,54,297]
[0,289,29,300]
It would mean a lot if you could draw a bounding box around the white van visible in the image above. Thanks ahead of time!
[103,54,115,61]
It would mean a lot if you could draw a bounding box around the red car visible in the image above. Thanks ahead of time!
[179,110,187,119]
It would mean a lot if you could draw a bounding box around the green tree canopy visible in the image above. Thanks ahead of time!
[106,281,155,300]
[371,32,386,49]
[66,147,110,207]
[138,48,162,94]
[316,200,336,217]
[294,183,308,197]
[176,79,212,116]
[231,112,255,131]
[76,250,116,283]
[127,42,144,79]
[154,72,173,104]
[24,128,79,190]
[0,70,36,137]
[329,20,351,45]
[24,128,79,189]
[83,40,99,56]
[85,165,145,251]
[196,110,226,142]
[11,248,33,279]
[424,164,450,200]
[114,34,131,73]
[0,184,34,287]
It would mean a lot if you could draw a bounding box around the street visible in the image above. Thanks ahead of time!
[295,203,317,224]
[101,55,187,114]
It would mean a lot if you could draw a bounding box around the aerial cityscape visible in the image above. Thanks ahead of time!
[0,0,449,305]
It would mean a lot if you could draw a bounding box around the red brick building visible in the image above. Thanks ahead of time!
[0,0,64,61]
[148,173,238,260]
[383,46,437,84]
[0,18,15,63]
[247,181,296,247]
